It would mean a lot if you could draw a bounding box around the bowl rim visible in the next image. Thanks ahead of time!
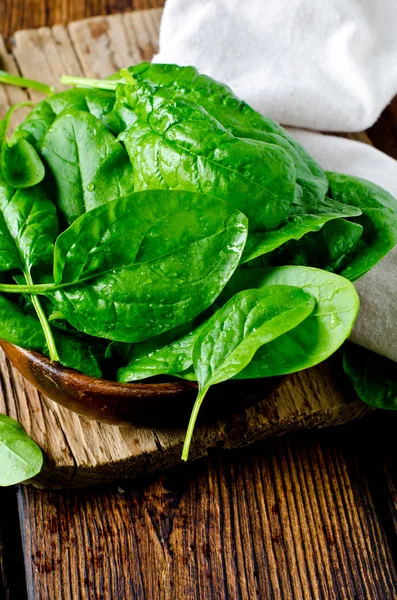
[0,340,198,395]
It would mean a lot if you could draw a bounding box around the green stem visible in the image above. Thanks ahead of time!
[2,103,33,156]
[0,282,55,294]
[181,386,209,461]
[119,68,136,85]
[60,75,118,91]
[0,70,55,95]
[23,271,60,362]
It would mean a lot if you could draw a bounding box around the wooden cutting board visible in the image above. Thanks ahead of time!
[0,8,371,489]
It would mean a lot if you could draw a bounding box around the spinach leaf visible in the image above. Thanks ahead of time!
[181,285,316,459]
[126,64,328,202]
[43,190,248,342]
[2,137,45,189]
[1,104,45,189]
[14,88,116,150]
[13,101,54,150]
[0,180,57,272]
[41,109,134,224]
[242,196,362,263]
[343,343,397,410]
[0,414,43,486]
[121,83,296,231]
[0,180,60,360]
[327,172,397,281]
[0,292,46,349]
[117,318,207,383]
[260,219,363,272]
[0,293,101,377]
[224,266,359,377]
[289,219,363,272]
[118,327,199,383]
[54,332,102,378]
[170,250,361,384]
[74,63,327,205]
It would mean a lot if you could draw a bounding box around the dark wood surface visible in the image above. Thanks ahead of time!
[11,415,397,599]
[1,1,397,599]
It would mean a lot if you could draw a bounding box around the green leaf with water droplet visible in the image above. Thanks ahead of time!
[226,266,359,377]
[121,82,296,232]
[41,109,134,224]
[112,62,329,207]
[181,284,316,460]
[0,414,43,486]
[13,87,116,150]
[0,178,61,360]
[47,189,248,342]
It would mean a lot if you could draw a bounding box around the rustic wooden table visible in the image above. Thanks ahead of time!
[1,1,397,598]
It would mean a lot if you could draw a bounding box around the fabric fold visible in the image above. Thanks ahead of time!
[154,0,397,132]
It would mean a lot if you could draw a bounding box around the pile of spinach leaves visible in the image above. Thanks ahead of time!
[0,63,397,479]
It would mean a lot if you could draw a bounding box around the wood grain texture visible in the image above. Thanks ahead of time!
[17,422,397,600]
[0,0,165,44]
[0,8,371,488]
[385,454,397,537]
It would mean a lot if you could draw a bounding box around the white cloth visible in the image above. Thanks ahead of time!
[154,0,397,132]
[155,0,397,361]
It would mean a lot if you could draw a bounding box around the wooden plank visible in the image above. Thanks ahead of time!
[383,460,397,534]
[12,26,81,102]
[0,489,28,600]
[67,9,162,77]
[0,0,166,44]
[0,35,30,122]
[17,423,397,600]
[364,412,397,545]
[0,10,372,488]
[385,461,397,539]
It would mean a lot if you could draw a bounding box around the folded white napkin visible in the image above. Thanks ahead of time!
[155,0,397,361]
[154,0,397,132]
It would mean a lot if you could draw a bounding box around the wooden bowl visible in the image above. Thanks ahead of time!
[0,340,284,427]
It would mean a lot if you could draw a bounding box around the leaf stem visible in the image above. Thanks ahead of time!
[0,282,55,294]
[23,272,60,362]
[119,68,136,85]
[0,70,55,95]
[1,102,33,153]
[60,75,118,91]
[181,386,209,461]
